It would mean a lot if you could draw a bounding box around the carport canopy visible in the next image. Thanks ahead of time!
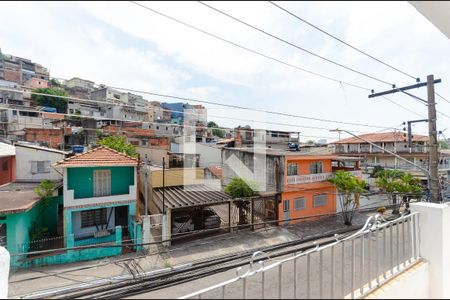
[153,184,232,211]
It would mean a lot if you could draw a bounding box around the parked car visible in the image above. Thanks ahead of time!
[203,208,221,229]
[172,213,195,233]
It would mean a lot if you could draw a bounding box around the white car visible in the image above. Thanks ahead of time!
[172,214,195,233]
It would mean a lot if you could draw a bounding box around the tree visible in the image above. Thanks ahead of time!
[306,140,315,145]
[375,170,422,215]
[328,170,367,226]
[31,180,57,242]
[375,170,404,215]
[31,87,68,113]
[98,135,137,157]
[49,78,61,87]
[439,140,450,150]
[224,177,257,225]
[207,121,224,138]
[394,173,423,214]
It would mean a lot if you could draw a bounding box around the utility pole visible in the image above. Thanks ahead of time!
[402,119,428,148]
[427,75,441,203]
[162,156,166,215]
[144,155,149,216]
[369,75,442,202]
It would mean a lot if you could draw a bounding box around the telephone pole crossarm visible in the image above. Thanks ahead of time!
[368,79,441,98]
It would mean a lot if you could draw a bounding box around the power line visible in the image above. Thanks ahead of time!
[267,1,418,82]
[197,1,394,86]
[2,85,377,134]
[267,1,450,108]
[128,1,370,92]
[126,2,434,126]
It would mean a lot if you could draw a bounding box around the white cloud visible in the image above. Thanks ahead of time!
[0,0,448,139]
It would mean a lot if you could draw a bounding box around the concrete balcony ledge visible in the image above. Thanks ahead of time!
[64,185,136,208]
[287,170,362,185]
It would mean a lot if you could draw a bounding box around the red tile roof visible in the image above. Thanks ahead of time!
[207,165,223,179]
[55,146,138,168]
[333,132,428,144]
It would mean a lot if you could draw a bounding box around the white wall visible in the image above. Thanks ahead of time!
[411,202,450,299]
[176,143,222,168]
[0,247,9,299]
[15,146,65,182]
[71,207,115,237]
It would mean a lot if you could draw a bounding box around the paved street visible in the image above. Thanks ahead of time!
[8,209,396,298]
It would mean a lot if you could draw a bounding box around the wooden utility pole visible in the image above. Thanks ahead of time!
[427,75,441,202]
[368,75,442,202]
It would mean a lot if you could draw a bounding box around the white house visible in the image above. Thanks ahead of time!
[14,142,69,182]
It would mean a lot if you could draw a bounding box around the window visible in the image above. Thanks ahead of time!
[283,200,290,212]
[313,194,327,207]
[0,223,5,246]
[81,208,107,228]
[31,161,51,174]
[294,197,306,210]
[287,163,298,176]
[93,170,111,197]
[310,161,323,174]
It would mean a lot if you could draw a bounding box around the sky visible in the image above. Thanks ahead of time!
[0,1,449,142]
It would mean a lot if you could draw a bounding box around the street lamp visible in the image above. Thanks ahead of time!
[330,128,432,198]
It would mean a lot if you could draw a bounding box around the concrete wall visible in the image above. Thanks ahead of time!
[410,202,450,299]
[150,168,204,188]
[67,166,134,199]
[221,148,283,193]
[15,146,65,182]
[136,146,169,168]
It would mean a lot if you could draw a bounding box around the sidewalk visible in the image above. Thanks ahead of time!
[8,209,390,298]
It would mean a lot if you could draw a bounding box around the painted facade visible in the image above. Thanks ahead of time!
[56,146,140,265]
[14,143,68,182]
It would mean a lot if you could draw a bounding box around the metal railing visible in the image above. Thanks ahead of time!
[287,170,363,185]
[179,213,420,299]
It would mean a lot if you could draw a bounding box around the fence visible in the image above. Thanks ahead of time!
[179,212,420,299]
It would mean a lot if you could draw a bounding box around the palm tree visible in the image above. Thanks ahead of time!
[376,170,422,214]
[328,170,367,226]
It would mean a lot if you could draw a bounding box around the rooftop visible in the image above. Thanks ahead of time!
[0,181,61,215]
[15,142,69,155]
[153,184,232,210]
[332,132,429,144]
[55,146,138,168]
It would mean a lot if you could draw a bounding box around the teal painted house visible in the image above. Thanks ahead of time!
[0,182,62,267]
[56,147,139,250]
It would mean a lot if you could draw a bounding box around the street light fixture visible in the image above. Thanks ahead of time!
[330,128,431,197]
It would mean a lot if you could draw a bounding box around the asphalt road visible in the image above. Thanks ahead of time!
[130,219,416,299]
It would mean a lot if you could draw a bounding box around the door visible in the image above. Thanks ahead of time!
[114,206,129,228]
[282,200,290,225]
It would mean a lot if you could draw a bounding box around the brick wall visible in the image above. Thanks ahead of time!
[24,128,63,149]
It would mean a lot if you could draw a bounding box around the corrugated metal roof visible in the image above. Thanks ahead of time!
[153,184,232,210]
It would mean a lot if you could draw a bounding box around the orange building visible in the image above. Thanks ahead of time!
[280,155,361,224]
[222,148,361,225]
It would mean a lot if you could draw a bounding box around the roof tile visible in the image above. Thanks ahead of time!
[55,146,138,168]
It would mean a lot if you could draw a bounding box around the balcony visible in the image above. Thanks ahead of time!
[287,170,362,185]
